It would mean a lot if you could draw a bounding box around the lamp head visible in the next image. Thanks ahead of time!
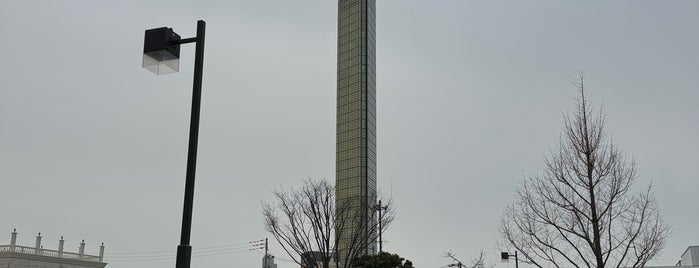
[142,27,181,75]
[501,252,510,260]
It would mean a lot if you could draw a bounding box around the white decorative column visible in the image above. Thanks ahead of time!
[58,236,65,257]
[9,229,17,252]
[99,242,105,262]
[34,233,42,254]
[79,239,85,259]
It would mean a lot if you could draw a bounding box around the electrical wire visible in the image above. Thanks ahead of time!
[109,239,262,255]
[105,247,262,262]
[108,244,264,258]
[110,239,263,254]
[251,244,297,264]
[106,246,264,259]
[104,239,265,262]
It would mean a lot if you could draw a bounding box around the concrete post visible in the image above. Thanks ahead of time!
[35,233,42,254]
[58,236,65,258]
[99,242,105,262]
[9,229,17,252]
[79,240,85,259]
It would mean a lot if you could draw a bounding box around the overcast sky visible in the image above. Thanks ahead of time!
[1,1,698,268]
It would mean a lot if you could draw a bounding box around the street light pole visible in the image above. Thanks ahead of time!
[501,251,519,268]
[142,19,207,268]
[176,20,206,268]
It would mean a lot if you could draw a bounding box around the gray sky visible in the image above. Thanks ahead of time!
[1,1,698,268]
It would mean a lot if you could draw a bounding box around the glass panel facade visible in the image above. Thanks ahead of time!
[336,0,377,263]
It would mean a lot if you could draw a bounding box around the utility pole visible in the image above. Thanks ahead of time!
[264,238,269,268]
[374,200,388,252]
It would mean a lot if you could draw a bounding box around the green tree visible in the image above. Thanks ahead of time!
[352,252,415,268]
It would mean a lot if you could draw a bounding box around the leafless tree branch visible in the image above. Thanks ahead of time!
[262,178,395,268]
[499,75,669,268]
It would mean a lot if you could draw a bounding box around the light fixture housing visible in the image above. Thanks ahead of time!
[143,27,181,75]
[501,252,510,260]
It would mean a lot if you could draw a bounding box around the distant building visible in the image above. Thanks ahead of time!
[638,246,699,268]
[335,0,378,265]
[677,246,699,266]
[0,230,107,268]
[262,253,277,268]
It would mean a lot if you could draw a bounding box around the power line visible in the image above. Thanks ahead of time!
[109,239,262,255]
[104,239,265,261]
[107,246,263,259]
[106,247,261,262]
[108,243,263,257]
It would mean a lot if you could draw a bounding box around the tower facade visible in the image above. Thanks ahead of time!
[335,0,377,264]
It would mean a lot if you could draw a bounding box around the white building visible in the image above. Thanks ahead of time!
[642,246,699,268]
[0,230,107,268]
[676,246,699,266]
[262,254,277,268]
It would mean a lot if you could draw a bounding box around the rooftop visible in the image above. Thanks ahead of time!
[0,230,105,265]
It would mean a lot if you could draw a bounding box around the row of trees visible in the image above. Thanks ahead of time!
[261,75,669,268]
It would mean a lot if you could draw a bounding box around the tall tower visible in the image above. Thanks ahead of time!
[336,0,377,264]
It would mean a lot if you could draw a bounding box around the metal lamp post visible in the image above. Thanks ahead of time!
[501,251,519,268]
[142,20,206,268]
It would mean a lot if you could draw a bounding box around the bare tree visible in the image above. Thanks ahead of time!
[499,75,669,268]
[262,178,395,268]
[443,250,487,268]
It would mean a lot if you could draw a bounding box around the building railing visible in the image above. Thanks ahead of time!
[0,245,101,262]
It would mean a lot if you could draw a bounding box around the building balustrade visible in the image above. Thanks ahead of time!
[0,244,101,262]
